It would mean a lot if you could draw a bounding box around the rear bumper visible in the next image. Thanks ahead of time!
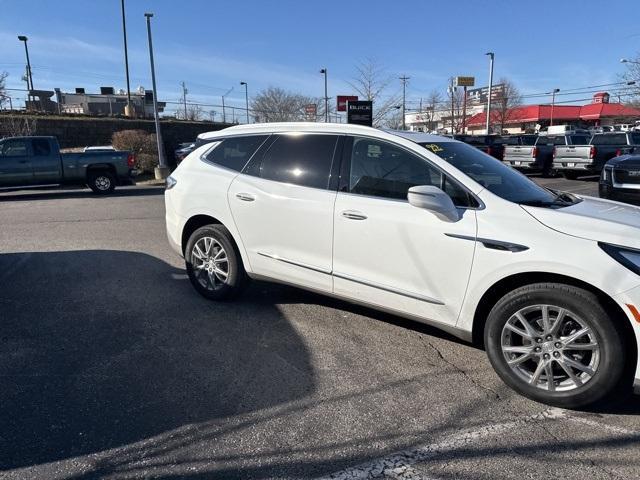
[503,160,543,170]
[552,161,595,171]
[164,192,185,258]
[117,169,138,186]
[613,285,640,386]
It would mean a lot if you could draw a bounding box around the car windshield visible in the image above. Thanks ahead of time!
[417,141,579,207]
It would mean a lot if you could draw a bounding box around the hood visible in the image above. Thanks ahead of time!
[607,154,640,168]
[522,195,640,249]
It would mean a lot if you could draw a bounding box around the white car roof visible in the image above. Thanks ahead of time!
[196,123,454,143]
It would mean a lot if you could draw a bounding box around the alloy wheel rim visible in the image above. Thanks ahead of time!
[191,237,229,290]
[96,176,111,190]
[500,304,600,392]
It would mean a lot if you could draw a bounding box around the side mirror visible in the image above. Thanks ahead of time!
[407,185,459,222]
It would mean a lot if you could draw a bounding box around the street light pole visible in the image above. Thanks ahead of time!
[120,0,133,117]
[320,68,328,122]
[18,35,34,108]
[549,88,560,126]
[240,81,249,123]
[485,52,494,134]
[400,75,410,130]
[144,12,168,179]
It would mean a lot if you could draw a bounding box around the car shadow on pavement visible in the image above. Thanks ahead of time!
[0,186,164,202]
[0,250,315,473]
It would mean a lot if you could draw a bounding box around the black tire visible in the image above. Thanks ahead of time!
[88,170,116,194]
[484,283,626,409]
[185,224,247,301]
[563,171,581,180]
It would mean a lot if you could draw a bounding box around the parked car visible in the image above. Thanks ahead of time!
[0,136,135,193]
[599,153,640,204]
[166,122,640,409]
[174,142,195,164]
[453,134,505,160]
[504,133,590,176]
[553,131,640,179]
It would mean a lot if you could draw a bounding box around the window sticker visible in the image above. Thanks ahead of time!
[423,144,444,153]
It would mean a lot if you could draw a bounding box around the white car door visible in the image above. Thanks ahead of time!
[332,135,478,327]
[228,133,340,293]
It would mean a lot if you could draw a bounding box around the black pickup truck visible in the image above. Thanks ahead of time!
[0,136,135,193]
[553,132,640,179]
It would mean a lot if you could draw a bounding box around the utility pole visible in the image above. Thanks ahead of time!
[240,81,249,123]
[222,86,233,124]
[320,68,328,122]
[399,75,410,130]
[485,52,495,134]
[449,79,456,134]
[144,12,168,180]
[549,88,560,126]
[462,86,467,134]
[181,81,188,119]
[120,0,133,117]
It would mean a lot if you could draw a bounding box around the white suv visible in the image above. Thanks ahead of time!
[165,123,640,408]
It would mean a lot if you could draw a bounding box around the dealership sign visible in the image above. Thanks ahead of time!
[455,76,475,87]
[337,95,359,112]
[347,100,373,127]
[304,103,317,121]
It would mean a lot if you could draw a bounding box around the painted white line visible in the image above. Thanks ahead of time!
[318,409,564,480]
[566,415,640,436]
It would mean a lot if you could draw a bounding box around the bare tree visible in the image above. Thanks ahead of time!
[0,115,37,137]
[349,58,401,127]
[445,79,466,133]
[0,72,8,109]
[621,52,640,106]
[251,87,321,123]
[423,90,442,131]
[175,103,203,121]
[492,78,522,133]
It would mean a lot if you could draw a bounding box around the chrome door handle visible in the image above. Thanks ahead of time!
[341,210,367,220]
[236,193,255,202]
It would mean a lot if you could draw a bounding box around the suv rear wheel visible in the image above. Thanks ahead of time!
[485,283,625,408]
[185,225,247,300]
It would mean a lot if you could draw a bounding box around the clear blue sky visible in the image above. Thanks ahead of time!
[1,0,639,115]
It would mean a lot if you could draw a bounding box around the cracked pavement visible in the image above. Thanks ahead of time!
[1,182,639,479]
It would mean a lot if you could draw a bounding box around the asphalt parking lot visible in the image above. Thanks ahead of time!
[1,177,639,480]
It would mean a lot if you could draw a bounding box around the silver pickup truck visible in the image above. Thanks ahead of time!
[503,133,590,176]
[0,136,136,193]
[553,132,640,179]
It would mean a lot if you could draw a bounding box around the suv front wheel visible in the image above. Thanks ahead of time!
[485,283,626,408]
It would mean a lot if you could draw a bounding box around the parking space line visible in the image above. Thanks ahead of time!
[317,408,564,480]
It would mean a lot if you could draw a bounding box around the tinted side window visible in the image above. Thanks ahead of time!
[257,134,338,189]
[204,135,268,172]
[0,139,28,157]
[630,133,640,145]
[32,139,51,156]
[348,137,473,206]
[593,134,626,145]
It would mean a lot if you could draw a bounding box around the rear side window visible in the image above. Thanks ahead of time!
[31,139,51,156]
[256,134,338,189]
[630,133,640,145]
[0,139,28,157]
[592,134,626,145]
[203,135,268,172]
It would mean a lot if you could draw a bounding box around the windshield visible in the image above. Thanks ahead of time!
[418,141,575,206]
